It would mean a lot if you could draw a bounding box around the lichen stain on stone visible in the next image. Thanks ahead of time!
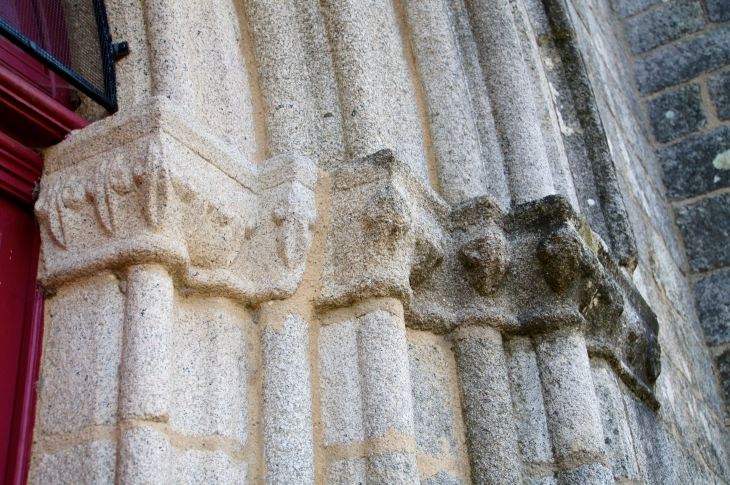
[712,148,730,170]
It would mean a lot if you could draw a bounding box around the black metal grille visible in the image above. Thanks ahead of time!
[0,0,118,112]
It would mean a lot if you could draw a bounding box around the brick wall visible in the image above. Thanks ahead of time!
[613,0,730,417]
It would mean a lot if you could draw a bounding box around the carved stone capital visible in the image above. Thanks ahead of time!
[318,150,660,408]
[37,99,318,303]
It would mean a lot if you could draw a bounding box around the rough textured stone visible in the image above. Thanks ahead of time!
[464,0,555,204]
[709,69,730,121]
[358,311,416,441]
[38,275,124,434]
[534,331,606,463]
[706,0,730,22]
[402,0,488,203]
[658,125,730,200]
[422,471,463,485]
[634,23,730,94]
[454,327,523,485]
[591,360,640,481]
[26,0,730,483]
[505,337,554,473]
[319,0,428,179]
[407,342,457,457]
[611,0,662,19]
[170,299,248,444]
[30,441,116,485]
[555,463,614,485]
[676,192,730,272]
[173,449,247,485]
[119,265,174,421]
[365,451,419,485]
[262,315,315,485]
[117,426,172,484]
[624,0,705,55]
[715,348,730,416]
[319,318,365,446]
[693,269,730,346]
[647,84,706,143]
[325,458,366,485]
[623,394,686,485]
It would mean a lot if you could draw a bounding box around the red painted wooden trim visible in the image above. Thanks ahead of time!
[0,131,42,206]
[4,226,43,485]
[0,62,87,148]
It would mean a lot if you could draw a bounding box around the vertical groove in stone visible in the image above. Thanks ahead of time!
[505,336,555,482]
[320,0,429,181]
[261,315,315,485]
[454,326,523,485]
[292,0,346,172]
[357,310,419,484]
[191,0,258,161]
[463,0,554,204]
[446,0,511,209]
[143,0,195,111]
[510,0,579,209]
[401,0,487,203]
[118,265,174,420]
[244,0,316,159]
[534,330,613,485]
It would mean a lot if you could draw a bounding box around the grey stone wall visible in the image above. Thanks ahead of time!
[610,0,730,434]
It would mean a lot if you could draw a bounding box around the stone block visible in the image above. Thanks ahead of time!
[173,449,247,485]
[590,360,640,481]
[170,299,248,444]
[407,342,456,457]
[30,440,116,485]
[625,0,706,55]
[422,471,462,485]
[647,84,706,143]
[634,23,730,94]
[693,269,730,347]
[709,69,730,121]
[39,275,124,434]
[682,449,719,484]
[261,315,315,485]
[706,0,730,22]
[715,348,730,415]
[318,318,364,446]
[325,458,366,485]
[454,328,523,485]
[611,0,662,19]
[366,451,419,485]
[534,331,606,462]
[623,394,687,484]
[555,463,613,485]
[658,125,730,200]
[683,391,730,481]
[676,192,730,272]
[682,327,725,416]
[505,337,553,470]
[358,311,415,440]
[117,426,172,484]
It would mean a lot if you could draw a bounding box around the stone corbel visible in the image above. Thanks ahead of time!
[36,99,318,303]
[406,194,660,407]
[318,149,448,307]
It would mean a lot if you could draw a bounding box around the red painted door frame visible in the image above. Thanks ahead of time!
[0,17,88,481]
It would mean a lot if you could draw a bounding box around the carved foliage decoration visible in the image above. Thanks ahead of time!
[37,141,173,250]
